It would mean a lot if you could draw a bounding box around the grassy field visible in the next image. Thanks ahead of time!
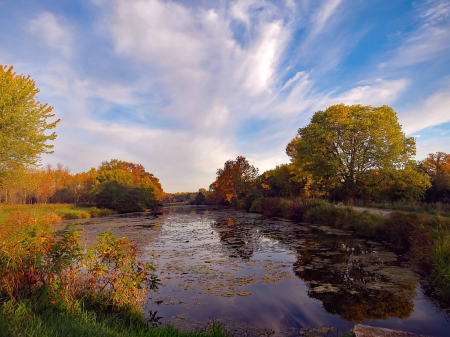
[0,203,116,222]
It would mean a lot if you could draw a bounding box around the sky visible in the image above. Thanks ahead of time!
[1,0,450,192]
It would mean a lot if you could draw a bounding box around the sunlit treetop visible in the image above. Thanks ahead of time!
[0,65,59,170]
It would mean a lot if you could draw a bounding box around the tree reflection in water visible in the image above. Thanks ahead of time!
[211,218,262,260]
[211,214,416,322]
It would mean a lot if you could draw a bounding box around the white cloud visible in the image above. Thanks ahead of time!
[400,88,450,135]
[43,119,236,192]
[28,12,72,56]
[10,0,448,192]
[415,135,450,161]
[329,78,408,106]
[379,0,450,68]
[309,0,342,39]
[99,0,293,134]
[230,0,256,26]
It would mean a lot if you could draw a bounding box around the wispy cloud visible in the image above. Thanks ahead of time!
[379,0,450,68]
[1,0,448,190]
[28,12,73,57]
[401,86,450,135]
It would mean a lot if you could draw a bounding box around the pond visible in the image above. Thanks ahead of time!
[63,205,450,336]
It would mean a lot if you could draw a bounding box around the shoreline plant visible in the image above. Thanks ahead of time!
[249,197,450,298]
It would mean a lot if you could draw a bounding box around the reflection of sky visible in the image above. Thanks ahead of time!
[142,206,450,336]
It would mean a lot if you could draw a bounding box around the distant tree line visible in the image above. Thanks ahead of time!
[0,159,164,213]
[204,105,449,208]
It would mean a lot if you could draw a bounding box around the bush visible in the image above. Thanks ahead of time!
[95,181,156,213]
[262,198,283,217]
[0,213,159,314]
[89,207,116,218]
[286,202,305,222]
[304,203,339,224]
[249,198,264,213]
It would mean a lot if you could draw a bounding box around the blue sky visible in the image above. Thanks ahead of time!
[1,0,449,192]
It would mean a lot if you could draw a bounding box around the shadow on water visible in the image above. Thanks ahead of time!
[81,205,450,336]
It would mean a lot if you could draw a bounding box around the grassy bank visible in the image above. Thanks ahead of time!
[0,203,116,222]
[0,300,227,337]
[352,200,450,218]
[0,212,229,337]
[249,197,450,297]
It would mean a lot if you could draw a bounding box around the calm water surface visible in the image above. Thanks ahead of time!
[65,205,450,336]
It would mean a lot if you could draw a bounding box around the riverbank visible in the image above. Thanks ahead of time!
[0,211,228,337]
[0,203,116,222]
[248,198,450,298]
[0,300,228,337]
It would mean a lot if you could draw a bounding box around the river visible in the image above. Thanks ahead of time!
[63,205,450,336]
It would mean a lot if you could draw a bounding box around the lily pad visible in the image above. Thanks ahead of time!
[309,283,340,293]
[238,291,252,296]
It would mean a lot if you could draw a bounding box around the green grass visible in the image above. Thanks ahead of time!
[0,300,229,337]
[353,201,450,218]
[0,204,116,222]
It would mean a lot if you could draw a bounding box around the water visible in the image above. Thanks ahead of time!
[64,205,450,336]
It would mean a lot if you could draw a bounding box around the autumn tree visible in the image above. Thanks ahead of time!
[0,65,59,171]
[193,188,206,205]
[93,159,164,212]
[292,104,416,200]
[210,156,258,204]
[417,152,450,202]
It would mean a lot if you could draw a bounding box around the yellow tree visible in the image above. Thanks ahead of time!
[292,104,416,200]
[0,65,59,170]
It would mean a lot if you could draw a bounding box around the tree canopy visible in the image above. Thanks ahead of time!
[291,104,416,199]
[417,152,450,202]
[93,159,164,212]
[210,156,258,204]
[0,65,59,171]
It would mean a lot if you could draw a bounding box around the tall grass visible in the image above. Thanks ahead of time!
[0,203,116,222]
[353,200,450,217]
[255,198,450,297]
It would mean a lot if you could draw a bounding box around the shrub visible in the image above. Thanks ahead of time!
[262,198,283,217]
[89,207,116,218]
[430,229,450,297]
[345,211,384,236]
[304,203,339,224]
[0,213,159,314]
[249,198,264,213]
[286,202,305,222]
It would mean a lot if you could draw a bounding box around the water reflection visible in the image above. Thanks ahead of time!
[207,210,418,323]
[67,206,449,336]
[211,218,262,260]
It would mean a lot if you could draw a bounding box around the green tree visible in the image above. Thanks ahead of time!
[292,104,415,200]
[194,190,206,205]
[0,65,59,171]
